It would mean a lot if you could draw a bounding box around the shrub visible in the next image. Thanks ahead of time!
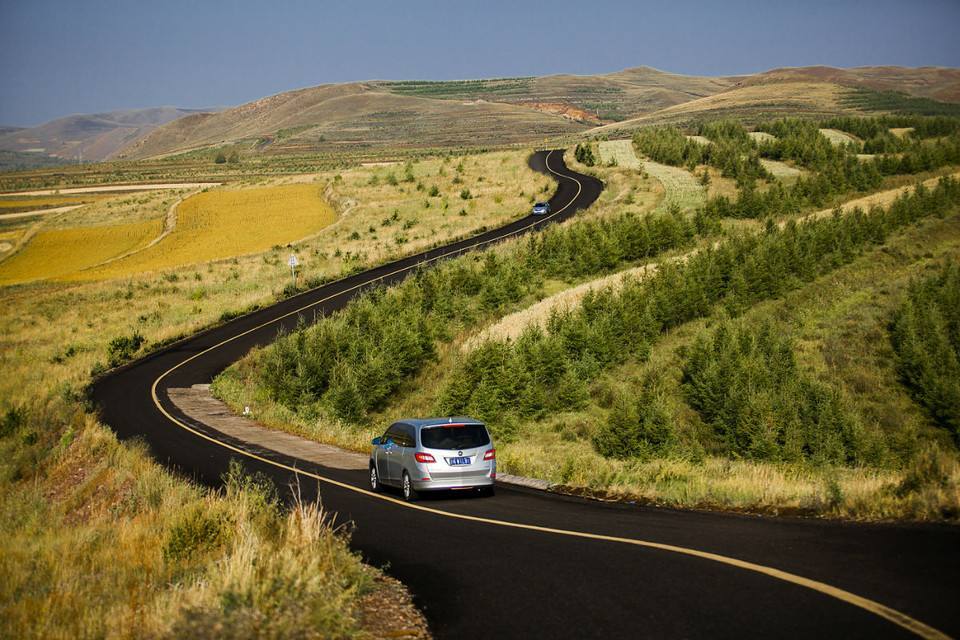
[574,143,595,166]
[163,503,231,561]
[107,331,145,367]
[593,388,674,459]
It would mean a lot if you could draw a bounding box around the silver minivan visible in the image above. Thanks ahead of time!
[369,417,496,501]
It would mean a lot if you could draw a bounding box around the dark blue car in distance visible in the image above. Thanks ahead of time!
[532,201,551,215]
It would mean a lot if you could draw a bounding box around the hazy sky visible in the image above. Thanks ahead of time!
[1,0,959,126]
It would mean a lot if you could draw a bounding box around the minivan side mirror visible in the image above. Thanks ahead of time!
[371,437,381,445]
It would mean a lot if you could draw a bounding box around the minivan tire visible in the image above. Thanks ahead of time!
[369,465,381,492]
[402,471,418,502]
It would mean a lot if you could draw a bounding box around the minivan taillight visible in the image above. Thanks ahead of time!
[483,449,496,461]
[415,452,436,463]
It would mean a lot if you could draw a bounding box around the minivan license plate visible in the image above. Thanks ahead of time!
[449,457,470,466]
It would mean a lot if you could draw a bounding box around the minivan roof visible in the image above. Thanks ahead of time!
[401,416,484,429]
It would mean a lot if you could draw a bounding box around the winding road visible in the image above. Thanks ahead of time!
[91,150,959,639]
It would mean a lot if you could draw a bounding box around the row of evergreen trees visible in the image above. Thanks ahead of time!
[437,177,960,461]
[821,115,960,147]
[250,208,699,423]
[890,261,960,441]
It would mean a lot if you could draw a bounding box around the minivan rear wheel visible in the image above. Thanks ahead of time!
[369,465,381,492]
[402,471,418,502]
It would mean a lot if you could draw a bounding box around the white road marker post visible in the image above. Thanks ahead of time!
[288,253,299,289]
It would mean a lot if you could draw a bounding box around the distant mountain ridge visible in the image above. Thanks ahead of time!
[0,107,213,163]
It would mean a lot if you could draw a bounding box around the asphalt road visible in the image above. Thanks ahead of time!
[91,150,959,639]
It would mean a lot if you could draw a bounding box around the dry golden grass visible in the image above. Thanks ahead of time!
[467,263,659,347]
[890,127,915,138]
[819,128,860,146]
[597,139,643,169]
[685,135,711,146]
[640,159,707,213]
[697,165,739,199]
[310,151,547,271]
[0,194,99,214]
[804,172,960,222]
[0,411,403,639]
[760,158,803,179]
[44,188,189,228]
[748,131,777,144]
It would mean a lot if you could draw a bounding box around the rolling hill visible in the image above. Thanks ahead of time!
[591,66,960,135]
[70,65,960,161]
[733,65,960,103]
[119,67,741,159]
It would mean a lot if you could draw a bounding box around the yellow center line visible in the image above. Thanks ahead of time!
[146,150,950,640]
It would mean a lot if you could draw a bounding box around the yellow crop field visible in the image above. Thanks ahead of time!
[0,218,163,285]
[77,183,335,279]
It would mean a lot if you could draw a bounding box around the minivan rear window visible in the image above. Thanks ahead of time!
[421,424,490,450]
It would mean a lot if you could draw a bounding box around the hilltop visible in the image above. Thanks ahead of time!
[594,66,960,134]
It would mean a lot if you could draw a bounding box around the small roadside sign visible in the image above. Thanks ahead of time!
[288,253,299,288]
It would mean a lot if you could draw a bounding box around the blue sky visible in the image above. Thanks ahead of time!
[1,0,958,126]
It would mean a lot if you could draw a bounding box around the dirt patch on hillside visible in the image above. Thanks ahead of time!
[521,102,600,124]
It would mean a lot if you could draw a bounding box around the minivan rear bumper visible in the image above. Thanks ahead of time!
[412,463,496,491]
